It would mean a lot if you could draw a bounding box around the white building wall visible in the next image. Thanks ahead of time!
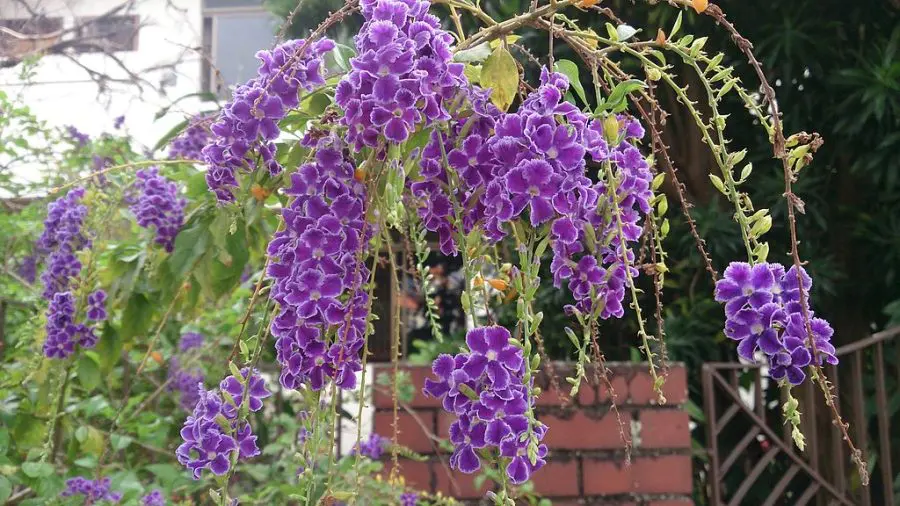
[0,0,205,152]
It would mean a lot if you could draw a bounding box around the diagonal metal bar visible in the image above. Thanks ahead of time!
[710,370,854,506]
[795,482,821,506]
[760,464,801,506]
[716,402,742,436]
[720,425,761,475]
[727,446,780,506]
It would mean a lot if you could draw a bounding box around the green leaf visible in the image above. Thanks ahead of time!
[152,118,190,153]
[481,46,519,112]
[0,476,11,503]
[463,64,481,85]
[454,42,492,63]
[111,434,133,451]
[77,354,101,392]
[121,293,154,341]
[671,11,684,38]
[553,59,588,105]
[22,462,54,478]
[598,79,646,113]
[0,426,9,453]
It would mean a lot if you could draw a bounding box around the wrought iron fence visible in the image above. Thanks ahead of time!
[701,326,900,505]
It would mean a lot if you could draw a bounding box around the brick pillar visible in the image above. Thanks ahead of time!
[370,362,694,505]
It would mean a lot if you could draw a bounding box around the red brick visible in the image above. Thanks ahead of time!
[380,459,432,491]
[648,500,695,506]
[541,410,632,450]
[583,455,692,496]
[436,411,455,439]
[372,411,437,454]
[629,370,661,405]
[660,366,688,405]
[530,458,580,497]
[434,464,492,499]
[596,374,629,405]
[632,455,693,494]
[373,365,442,408]
[536,381,574,407]
[582,458,632,495]
[639,410,691,449]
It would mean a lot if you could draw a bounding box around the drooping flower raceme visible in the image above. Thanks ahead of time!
[38,188,107,359]
[335,0,466,150]
[168,113,213,161]
[129,168,186,252]
[177,368,270,478]
[203,38,335,201]
[38,187,89,299]
[60,476,122,504]
[715,262,838,385]
[266,135,370,392]
[425,326,548,484]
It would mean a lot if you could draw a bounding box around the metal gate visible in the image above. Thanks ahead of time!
[701,326,900,506]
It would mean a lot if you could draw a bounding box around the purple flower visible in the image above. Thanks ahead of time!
[113,115,126,130]
[86,289,107,321]
[266,135,370,393]
[425,326,547,483]
[177,370,269,478]
[60,476,122,504]
[179,332,204,352]
[169,113,213,160]
[353,432,388,460]
[400,492,418,506]
[141,490,166,506]
[66,126,90,146]
[506,160,560,227]
[129,168,186,252]
[203,38,335,201]
[220,367,272,412]
[714,262,838,385]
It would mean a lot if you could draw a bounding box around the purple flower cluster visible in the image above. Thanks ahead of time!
[16,254,37,284]
[38,189,107,359]
[400,492,418,506]
[129,168,186,252]
[177,368,270,478]
[141,490,166,506]
[715,262,838,385]
[353,432,388,459]
[411,68,652,317]
[424,326,547,484]
[334,0,466,150]
[66,126,90,147]
[203,38,335,201]
[60,476,121,504]
[38,187,89,299]
[266,135,369,392]
[178,332,204,352]
[168,113,213,161]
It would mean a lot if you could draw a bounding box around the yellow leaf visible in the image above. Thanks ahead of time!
[656,28,667,46]
[692,0,709,14]
[576,0,599,9]
[480,46,519,112]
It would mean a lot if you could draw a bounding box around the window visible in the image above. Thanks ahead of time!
[201,0,279,94]
[75,15,140,52]
[0,17,63,58]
